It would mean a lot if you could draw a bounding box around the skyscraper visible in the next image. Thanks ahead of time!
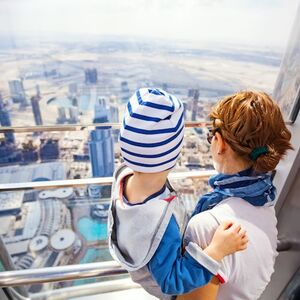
[84,68,98,84]
[109,105,119,143]
[31,96,43,126]
[57,107,67,124]
[89,98,114,178]
[36,84,41,98]
[69,83,78,95]
[8,79,27,105]
[162,83,168,91]
[22,140,38,163]
[0,93,15,144]
[56,106,78,124]
[0,141,22,164]
[69,83,79,108]
[109,106,119,123]
[190,89,199,121]
[69,107,79,123]
[40,139,59,162]
[121,81,130,103]
[183,102,188,119]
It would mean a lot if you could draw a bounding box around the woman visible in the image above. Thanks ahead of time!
[178,91,293,300]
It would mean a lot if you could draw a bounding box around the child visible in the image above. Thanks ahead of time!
[108,88,247,299]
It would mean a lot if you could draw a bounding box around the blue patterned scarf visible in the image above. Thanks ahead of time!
[192,168,276,216]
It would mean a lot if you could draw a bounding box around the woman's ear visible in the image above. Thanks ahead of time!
[214,132,226,154]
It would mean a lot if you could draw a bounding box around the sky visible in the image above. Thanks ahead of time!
[0,0,299,49]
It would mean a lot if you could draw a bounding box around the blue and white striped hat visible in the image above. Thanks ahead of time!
[119,88,184,173]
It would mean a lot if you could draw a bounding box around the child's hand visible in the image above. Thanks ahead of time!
[204,221,248,261]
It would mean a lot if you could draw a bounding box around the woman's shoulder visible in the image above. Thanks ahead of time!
[184,211,217,250]
[213,197,276,216]
[209,197,277,240]
[187,197,276,240]
[184,210,220,246]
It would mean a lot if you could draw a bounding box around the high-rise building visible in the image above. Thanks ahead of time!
[71,96,78,107]
[0,93,15,144]
[69,107,79,123]
[190,89,199,121]
[109,106,119,123]
[0,141,22,164]
[183,102,188,119]
[36,84,41,98]
[89,98,114,178]
[69,83,78,95]
[40,139,59,162]
[22,140,38,163]
[89,130,114,177]
[57,107,67,124]
[121,81,130,103]
[109,105,120,143]
[56,106,78,124]
[84,68,98,84]
[8,79,27,105]
[188,89,195,98]
[44,69,57,77]
[94,97,107,123]
[31,96,43,126]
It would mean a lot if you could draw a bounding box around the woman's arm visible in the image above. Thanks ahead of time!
[177,277,220,300]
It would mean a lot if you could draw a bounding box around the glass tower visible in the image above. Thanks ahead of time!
[89,98,114,178]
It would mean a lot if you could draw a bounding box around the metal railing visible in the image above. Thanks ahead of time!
[0,121,293,134]
[0,238,294,290]
[30,279,141,300]
[5,279,141,300]
[0,261,126,287]
[0,121,210,133]
[0,170,216,191]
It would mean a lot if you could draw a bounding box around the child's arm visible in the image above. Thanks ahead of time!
[148,216,247,295]
[203,221,247,261]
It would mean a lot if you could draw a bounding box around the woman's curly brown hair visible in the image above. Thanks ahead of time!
[209,91,293,173]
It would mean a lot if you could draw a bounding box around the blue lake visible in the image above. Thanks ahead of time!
[80,248,112,264]
[74,248,113,286]
[77,217,107,242]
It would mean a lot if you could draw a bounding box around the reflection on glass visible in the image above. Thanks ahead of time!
[273,5,300,121]
[0,0,296,297]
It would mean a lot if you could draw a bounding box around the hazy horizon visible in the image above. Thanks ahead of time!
[0,0,299,50]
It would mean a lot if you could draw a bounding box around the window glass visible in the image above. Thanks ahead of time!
[0,1,298,296]
[0,0,297,178]
[273,5,300,121]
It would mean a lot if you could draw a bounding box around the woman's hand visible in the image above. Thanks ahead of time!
[203,221,248,261]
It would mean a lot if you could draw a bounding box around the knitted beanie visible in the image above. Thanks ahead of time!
[119,88,184,173]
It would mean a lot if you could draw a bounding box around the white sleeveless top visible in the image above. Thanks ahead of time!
[184,197,278,300]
